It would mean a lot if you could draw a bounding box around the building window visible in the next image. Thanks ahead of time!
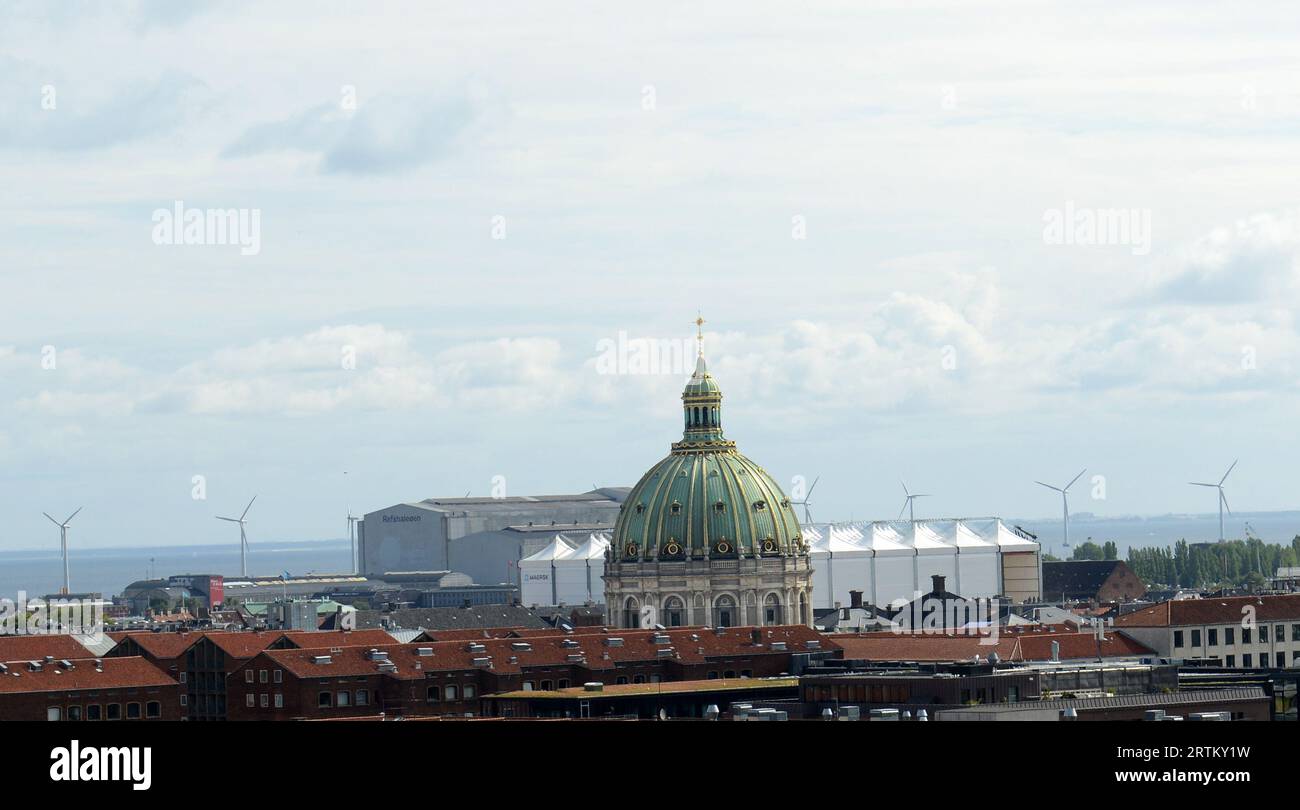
[707,671,719,680]
[522,681,534,692]
[558,679,570,689]
[463,685,477,699]
[47,707,60,722]
[179,672,187,684]
[337,691,351,707]
[426,686,439,702]
[318,692,332,708]
[67,706,82,721]
[356,690,369,706]
[663,596,685,627]
[633,675,645,684]
[444,685,459,701]
[1276,624,1286,642]
[540,680,553,691]
[616,676,629,685]
[86,704,101,721]
[146,702,160,718]
[740,670,752,678]
[1293,623,1300,642]
[245,670,254,683]
[126,703,141,719]
[179,695,187,707]
[1191,629,1202,647]
[1207,628,1218,646]
[1258,625,1269,642]
[246,694,255,707]
[106,704,121,721]
[259,693,268,708]
[274,669,282,683]
[258,669,267,683]
[1260,652,1270,668]
[1226,655,1235,667]
[1243,627,1252,644]
[274,694,283,708]
[1173,630,1184,648]
[1243,654,1253,667]
[1007,686,1020,702]
[724,670,736,679]
[1225,627,1235,645]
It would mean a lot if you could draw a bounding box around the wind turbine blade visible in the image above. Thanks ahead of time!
[900,479,910,496]
[897,499,909,520]
[1035,481,1062,492]
[1188,482,1216,488]
[915,493,932,498]
[1220,489,1232,515]
[1065,468,1087,490]
[1220,459,1238,486]
[806,476,820,499]
[241,495,257,520]
[215,516,240,522]
[65,507,83,524]
[43,512,61,527]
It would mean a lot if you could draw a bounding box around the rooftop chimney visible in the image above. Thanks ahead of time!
[931,575,946,594]
[849,590,863,609]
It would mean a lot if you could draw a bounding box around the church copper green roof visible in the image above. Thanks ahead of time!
[612,351,805,560]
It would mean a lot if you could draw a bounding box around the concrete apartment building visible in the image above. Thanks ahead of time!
[1115,593,1300,668]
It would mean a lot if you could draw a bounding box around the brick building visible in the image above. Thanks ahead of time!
[1042,560,1147,603]
[831,627,1154,664]
[227,624,838,720]
[108,628,399,719]
[1115,593,1300,668]
[0,656,181,721]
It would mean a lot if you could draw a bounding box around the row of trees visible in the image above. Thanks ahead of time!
[1124,537,1300,589]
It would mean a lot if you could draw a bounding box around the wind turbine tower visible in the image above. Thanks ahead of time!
[792,476,820,524]
[1035,469,1087,550]
[1189,460,1237,542]
[216,496,257,577]
[42,507,82,595]
[898,479,931,523]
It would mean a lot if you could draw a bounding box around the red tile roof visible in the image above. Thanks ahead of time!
[0,634,97,662]
[249,625,837,680]
[1115,594,1300,627]
[282,629,399,649]
[0,656,175,693]
[833,630,1153,663]
[113,628,401,662]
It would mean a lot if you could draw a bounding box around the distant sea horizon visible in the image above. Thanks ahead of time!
[3,510,1297,603]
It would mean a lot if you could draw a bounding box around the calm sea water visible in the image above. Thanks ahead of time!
[1012,510,1300,555]
[0,539,352,602]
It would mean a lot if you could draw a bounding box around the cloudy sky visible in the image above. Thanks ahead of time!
[3,1,1299,550]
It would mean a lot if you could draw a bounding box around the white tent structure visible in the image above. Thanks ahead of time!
[519,534,575,607]
[805,518,1041,609]
[554,532,610,604]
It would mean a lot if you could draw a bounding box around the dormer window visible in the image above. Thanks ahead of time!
[670,501,682,515]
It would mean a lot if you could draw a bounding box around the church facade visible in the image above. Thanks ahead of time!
[603,327,814,628]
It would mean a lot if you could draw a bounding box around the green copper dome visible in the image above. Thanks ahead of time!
[612,352,805,561]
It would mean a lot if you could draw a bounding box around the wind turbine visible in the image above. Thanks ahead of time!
[346,513,360,575]
[1189,459,1236,542]
[42,507,82,595]
[1035,469,1086,549]
[216,496,257,577]
[792,476,819,524]
[897,479,931,523]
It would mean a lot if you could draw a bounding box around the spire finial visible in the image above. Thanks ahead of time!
[695,313,705,357]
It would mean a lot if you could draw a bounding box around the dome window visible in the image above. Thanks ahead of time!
[670,501,681,515]
[780,499,790,508]
[635,503,645,515]
[713,501,725,513]
[753,500,766,511]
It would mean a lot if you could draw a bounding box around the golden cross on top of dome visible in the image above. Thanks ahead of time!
[694,313,705,356]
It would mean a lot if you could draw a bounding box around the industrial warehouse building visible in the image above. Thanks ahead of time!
[805,519,1042,609]
[357,488,628,582]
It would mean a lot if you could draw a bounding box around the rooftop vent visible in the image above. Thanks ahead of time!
[770,642,787,652]
[416,647,433,657]
[511,642,532,652]
[583,682,603,692]
[655,648,674,658]
[651,633,670,645]
[466,642,487,653]
[471,657,492,668]
[28,661,43,672]
[561,639,580,649]
[312,655,332,665]
[804,640,821,650]
[566,653,585,663]
[377,662,397,673]
[366,649,390,662]
[58,659,74,669]
[604,637,624,647]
